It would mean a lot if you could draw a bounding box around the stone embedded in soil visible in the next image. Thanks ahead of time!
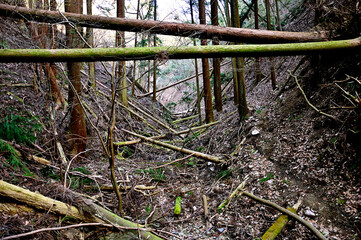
[305,209,317,217]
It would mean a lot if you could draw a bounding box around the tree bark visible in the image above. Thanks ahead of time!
[0,4,328,43]
[131,0,140,96]
[86,0,95,88]
[116,0,128,107]
[152,0,157,103]
[190,0,202,124]
[211,0,222,112]
[254,0,262,84]
[231,0,249,120]
[0,38,360,62]
[0,180,163,240]
[199,0,215,123]
[65,0,87,156]
[265,0,277,89]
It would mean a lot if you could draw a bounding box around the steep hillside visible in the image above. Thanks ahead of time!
[0,1,360,240]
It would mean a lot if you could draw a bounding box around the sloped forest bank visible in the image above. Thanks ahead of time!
[0,0,360,240]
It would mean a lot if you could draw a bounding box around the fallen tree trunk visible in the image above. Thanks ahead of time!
[0,37,359,63]
[243,191,326,240]
[0,180,162,240]
[261,198,302,240]
[0,4,327,44]
[122,129,225,164]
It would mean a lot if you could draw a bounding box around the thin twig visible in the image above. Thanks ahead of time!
[151,154,195,169]
[290,72,339,121]
[2,223,114,240]
[218,176,249,211]
[144,205,157,227]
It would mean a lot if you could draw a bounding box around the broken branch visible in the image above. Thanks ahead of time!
[122,129,225,164]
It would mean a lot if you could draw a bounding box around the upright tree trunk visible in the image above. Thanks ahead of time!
[190,0,202,124]
[254,0,262,84]
[275,0,282,31]
[65,0,87,156]
[28,0,65,109]
[224,0,239,104]
[131,0,140,96]
[231,0,248,120]
[86,0,95,89]
[152,0,157,103]
[265,0,277,89]
[116,0,128,107]
[147,32,151,92]
[199,0,214,123]
[211,0,222,112]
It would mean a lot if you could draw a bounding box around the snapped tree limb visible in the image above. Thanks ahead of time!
[0,4,327,44]
[122,129,225,164]
[0,37,359,63]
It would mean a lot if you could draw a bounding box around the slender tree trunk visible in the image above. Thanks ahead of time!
[265,0,277,89]
[65,0,87,156]
[147,32,151,92]
[152,0,157,103]
[254,0,262,84]
[275,0,282,31]
[190,0,202,124]
[116,0,128,107]
[199,0,214,123]
[231,0,249,120]
[211,0,222,112]
[86,0,95,89]
[131,0,140,96]
[224,0,239,104]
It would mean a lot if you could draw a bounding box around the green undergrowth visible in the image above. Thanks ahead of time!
[0,114,42,145]
[0,139,30,173]
[136,168,167,182]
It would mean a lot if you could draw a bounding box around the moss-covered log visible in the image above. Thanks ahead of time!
[0,4,327,44]
[0,180,163,240]
[0,37,359,63]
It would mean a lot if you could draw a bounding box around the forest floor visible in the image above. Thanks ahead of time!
[0,4,361,240]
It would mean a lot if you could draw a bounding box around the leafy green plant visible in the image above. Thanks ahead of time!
[260,173,275,182]
[69,175,94,190]
[137,168,167,182]
[259,173,275,183]
[216,167,239,179]
[0,114,42,145]
[337,197,345,205]
[0,40,9,49]
[146,204,153,213]
[187,157,196,166]
[0,139,28,171]
[72,166,91,175]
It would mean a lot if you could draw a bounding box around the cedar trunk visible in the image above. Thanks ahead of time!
[66,0,87,156]
[116,0,128,107]
[1,38,360,62]
[0,4,328,44]
[211,0,222,112]
[199,0,214,123]
[231,0,249,120]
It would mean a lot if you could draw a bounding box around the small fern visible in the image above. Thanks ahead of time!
[0,139,28,171]
[0,114,42,145]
